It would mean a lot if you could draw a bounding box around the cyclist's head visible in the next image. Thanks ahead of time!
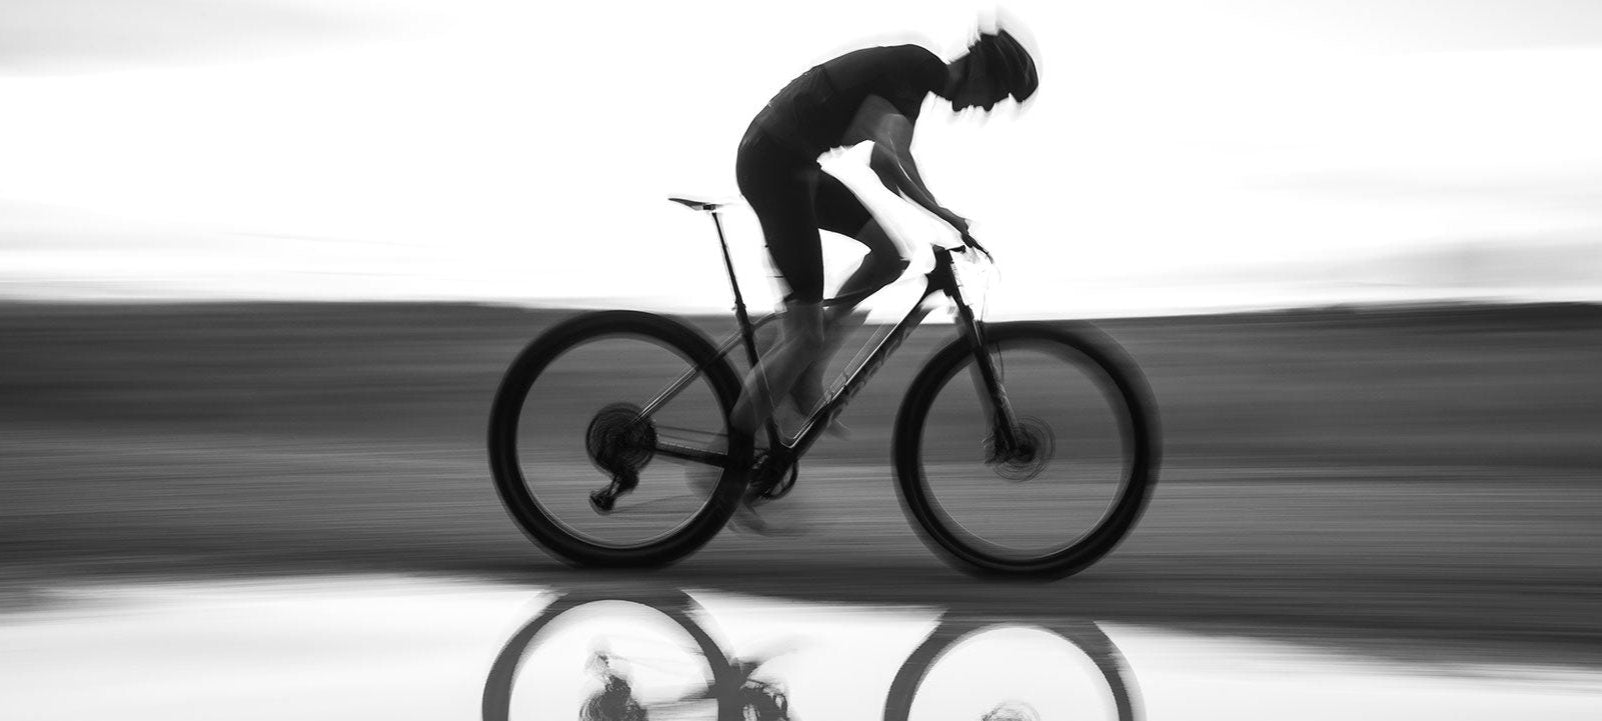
[943,29,1038,112]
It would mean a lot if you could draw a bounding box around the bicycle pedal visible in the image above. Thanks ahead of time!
[743,454,791,501]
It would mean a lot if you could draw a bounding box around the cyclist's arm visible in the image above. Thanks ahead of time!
[846,96,968,231]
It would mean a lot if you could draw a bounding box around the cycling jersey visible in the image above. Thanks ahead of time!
[751,44,947,157]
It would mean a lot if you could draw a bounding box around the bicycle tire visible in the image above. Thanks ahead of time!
[893,322,1159,578]
[488,310,752,568]
[481,589,743,721]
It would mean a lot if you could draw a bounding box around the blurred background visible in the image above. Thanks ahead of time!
[2,2,1601,717]
[4,0,1601,315]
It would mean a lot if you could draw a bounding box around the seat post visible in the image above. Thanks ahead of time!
[709,211,763,370]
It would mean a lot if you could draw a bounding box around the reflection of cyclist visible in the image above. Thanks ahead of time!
[483,590,789,721]
[731,28,1038,442]
[981,701,1041,721]
[583,651,649,721]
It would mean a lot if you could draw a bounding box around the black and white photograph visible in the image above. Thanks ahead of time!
[2,1,1600,719]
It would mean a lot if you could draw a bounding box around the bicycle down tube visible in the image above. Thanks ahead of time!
[648,245,1023,470]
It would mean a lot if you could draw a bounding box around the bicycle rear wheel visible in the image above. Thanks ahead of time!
[488,311,751,568]
[893,322,1159,578]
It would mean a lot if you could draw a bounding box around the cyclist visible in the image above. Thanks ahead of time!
[731,29,1038,446]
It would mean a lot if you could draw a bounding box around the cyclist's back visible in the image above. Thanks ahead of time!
[750,44,947,156]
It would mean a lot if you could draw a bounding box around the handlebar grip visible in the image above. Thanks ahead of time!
[959,231,994,262]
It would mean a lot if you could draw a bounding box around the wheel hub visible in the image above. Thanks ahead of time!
[987,416,1054,482]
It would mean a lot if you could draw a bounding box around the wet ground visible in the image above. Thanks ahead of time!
[3,302,1600,717]
[4,575,1600,720]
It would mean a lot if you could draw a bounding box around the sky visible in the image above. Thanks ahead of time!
[2,0,1600,317]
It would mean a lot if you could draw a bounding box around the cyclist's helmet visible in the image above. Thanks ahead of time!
[950,29,1039,111]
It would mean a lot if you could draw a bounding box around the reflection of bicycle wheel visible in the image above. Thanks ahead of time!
[482,589,743,721]
[882,615,1142,721]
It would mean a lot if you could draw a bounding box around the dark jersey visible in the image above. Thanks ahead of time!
[752,44,948,157]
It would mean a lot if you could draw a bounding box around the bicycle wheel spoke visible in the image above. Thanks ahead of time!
[502,328,734,552]
[921,343,1131,556]
[896,323,1156,576]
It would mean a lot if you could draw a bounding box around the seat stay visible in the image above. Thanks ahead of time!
[636,357,720,420]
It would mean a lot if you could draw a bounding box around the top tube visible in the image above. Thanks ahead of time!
[819,243,976,307]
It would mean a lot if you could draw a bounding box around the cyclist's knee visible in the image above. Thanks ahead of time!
[869,254,911,286]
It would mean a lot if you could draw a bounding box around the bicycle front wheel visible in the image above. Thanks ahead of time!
[488,311,752,568]
[893,322,1159,578]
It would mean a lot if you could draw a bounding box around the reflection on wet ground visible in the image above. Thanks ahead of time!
[484,587,1139,721]
[2,575,1600,720]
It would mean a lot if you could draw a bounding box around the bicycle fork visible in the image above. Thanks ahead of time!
[945,272,1026,463]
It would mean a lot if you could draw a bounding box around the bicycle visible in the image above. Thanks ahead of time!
[487,196,1160,578]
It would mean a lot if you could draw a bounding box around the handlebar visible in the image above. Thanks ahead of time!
[955,230,994,263]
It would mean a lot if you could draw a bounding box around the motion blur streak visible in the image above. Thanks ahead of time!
[3,302,1599,656]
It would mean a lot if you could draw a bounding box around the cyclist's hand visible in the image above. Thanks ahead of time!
[958,229,993,262]
[936,208,991,260]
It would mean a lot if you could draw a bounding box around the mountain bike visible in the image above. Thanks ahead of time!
[487,196,1159,578]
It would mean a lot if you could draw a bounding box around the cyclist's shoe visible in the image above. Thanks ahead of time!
[727,454,806,537]
[727,499,806,537]
[686,451,804,537]
[726,502,789,536]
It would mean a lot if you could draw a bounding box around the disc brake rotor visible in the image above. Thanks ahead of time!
[988,416,1054,483]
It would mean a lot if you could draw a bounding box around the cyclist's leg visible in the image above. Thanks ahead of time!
[784,176,911,415]
[816,172,911,316]
[731,302,825,437]
[732,132,828,438]
[832,218,909,312]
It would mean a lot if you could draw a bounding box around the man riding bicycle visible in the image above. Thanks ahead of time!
[491,25,1149,569]
[731,28,1039,443]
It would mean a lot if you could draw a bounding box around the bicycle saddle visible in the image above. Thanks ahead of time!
[667,196,728,212]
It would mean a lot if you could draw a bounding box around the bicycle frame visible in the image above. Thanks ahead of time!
[648,203,1024,472]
